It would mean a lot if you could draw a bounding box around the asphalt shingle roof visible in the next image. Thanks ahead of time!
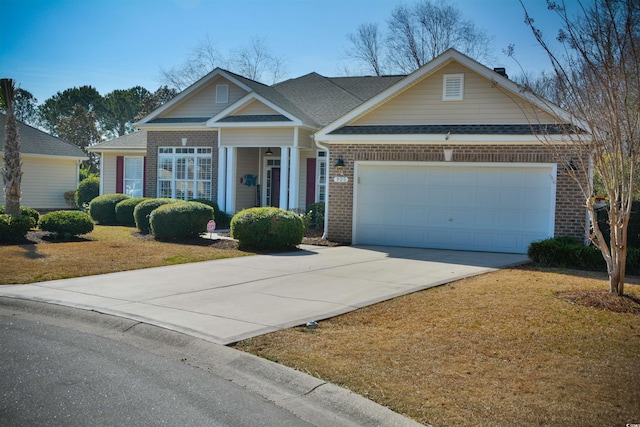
[330,124,574,135]
[0,114,86,158]
[90,130,147,150]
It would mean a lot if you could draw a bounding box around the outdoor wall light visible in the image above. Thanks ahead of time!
[265,147,273,156]
[335,157,345,169]
[444,149,453,162]
[181,138,188,146]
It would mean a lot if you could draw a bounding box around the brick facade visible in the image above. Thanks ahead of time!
[326,143,586,243]
[145,131,219,200]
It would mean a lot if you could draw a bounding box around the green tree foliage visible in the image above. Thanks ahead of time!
[100,86,151,138]
[0,88,39,127]
[39,85,103,134]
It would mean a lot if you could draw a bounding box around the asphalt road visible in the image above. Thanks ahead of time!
[0,303,313,426]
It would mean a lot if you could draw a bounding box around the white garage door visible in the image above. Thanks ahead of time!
[354,163,556,254]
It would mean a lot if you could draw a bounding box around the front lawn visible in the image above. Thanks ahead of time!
[233,267,640,427]
[0,225,249,284]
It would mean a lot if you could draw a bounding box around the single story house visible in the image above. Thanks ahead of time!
[90,49,586,254]
[1,114,86,210]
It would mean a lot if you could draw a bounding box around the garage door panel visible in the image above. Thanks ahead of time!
[355,164,556,254]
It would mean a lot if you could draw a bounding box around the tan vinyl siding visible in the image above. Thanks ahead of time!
[99,151,145,195]
[235,148,260,211]
[160,77,248,119]
[353,62,556,125]
[0,155,78,210]
[221,128,295,147]
[235,100,279,116]
[296,128,314,149]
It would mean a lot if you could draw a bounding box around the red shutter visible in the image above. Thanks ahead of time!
[116,156,124,194]
[306,158,316,209]
[143,157,147,197]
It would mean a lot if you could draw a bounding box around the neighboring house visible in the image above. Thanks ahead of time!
[90,49,586,254]
[0,114,86,210]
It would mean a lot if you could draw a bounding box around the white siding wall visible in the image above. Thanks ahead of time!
[0,155,78,209]
[162,77,248,118]
[221,128,294,147]
[99,151,146,195]
[353,62,556,125]
[235,100,279,115]
[235,148,260,211]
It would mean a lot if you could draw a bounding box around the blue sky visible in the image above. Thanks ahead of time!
[0,0,571,104]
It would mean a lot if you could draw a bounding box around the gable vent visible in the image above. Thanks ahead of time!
[443,73,464,101]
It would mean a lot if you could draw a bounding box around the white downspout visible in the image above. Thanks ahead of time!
[312,135,329,239]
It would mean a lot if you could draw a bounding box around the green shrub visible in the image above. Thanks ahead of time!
[76,177,100,211]
[191,198,233,229]
[150,201,214,240]
[133,198,178,233]
[0,214,35,242]
[231,207,304,250]
[305,202,325,229]
[89,193,130,225]
[528,236,639,274]
[115,198,146,227]
[0,205,40,224]
[39,210,94,239]
[64,190,77,208]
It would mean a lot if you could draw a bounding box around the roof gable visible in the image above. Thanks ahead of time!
[0,114,86,158]
[88,130,147,152]
[316,49,575,139]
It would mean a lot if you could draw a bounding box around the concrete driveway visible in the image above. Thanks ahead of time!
[0,245,528,344]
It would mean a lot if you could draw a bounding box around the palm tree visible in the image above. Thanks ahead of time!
[1,78,22,215]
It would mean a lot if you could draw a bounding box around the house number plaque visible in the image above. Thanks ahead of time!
[333,176,349,183]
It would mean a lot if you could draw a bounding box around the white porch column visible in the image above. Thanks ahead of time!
[217,146,227,211]
[288,147,299,211]
[225,147,236,213]
[279,147,289,210]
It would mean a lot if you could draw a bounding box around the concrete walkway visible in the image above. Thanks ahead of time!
[0,245,528,345]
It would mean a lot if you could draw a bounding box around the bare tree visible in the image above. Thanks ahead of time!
[346,23,385,76]
[518,0,639,295]
[160,35,288,89]
[512,69,563,106]
[0,78,22,215]
[385,0,493,74]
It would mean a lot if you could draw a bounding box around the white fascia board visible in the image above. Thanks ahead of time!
[215,122,302,128]
[206,92,303,126]
[320,134,573,144]
[8,152,89,160]
[135,122,209,131]
[135,68,255,126]
[86,147,146,153]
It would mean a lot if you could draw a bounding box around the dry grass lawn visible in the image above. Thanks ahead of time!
[0,226,249,284]
[234,267,640,427]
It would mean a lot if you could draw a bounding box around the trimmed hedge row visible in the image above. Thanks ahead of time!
[149,201,214,240]
[231,207,304,250]
[39,210,94,239]
[528,237,640,275]
[134,198,178,233]
[115,198,146,227]
[76,177,100,211]
[89,194,130,225]
[191,198,233,229]
[0,214,35,242]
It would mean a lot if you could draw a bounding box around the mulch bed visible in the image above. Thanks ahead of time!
[555,289,640,314]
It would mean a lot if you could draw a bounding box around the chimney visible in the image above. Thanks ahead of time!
[493,67,508,78]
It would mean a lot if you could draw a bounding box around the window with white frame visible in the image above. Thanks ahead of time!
[216,84,229,103]
[442,73,464,101]
[124,157,143,198]
[157,147,213,200]
[316,150,327,203]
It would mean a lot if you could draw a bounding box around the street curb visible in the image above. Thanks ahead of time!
[0,297,425,427]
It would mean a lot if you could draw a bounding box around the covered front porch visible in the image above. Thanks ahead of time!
[216,127,322,214]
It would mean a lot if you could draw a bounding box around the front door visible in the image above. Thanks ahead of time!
[264,158,281,207]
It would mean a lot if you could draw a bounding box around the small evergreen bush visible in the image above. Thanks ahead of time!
[305,202,325,229]
[64,190,77,208]
[133,198,178,233]
[0,214,35,242]
[149,201,214,240]
[115,198,146,227]
[191,198,233,229]
[528,236,639,275]
[39,210,94,239]
[76,177,100,211]
[231,207,304,250]
[89,193,130,225]
[0,205,40,224]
